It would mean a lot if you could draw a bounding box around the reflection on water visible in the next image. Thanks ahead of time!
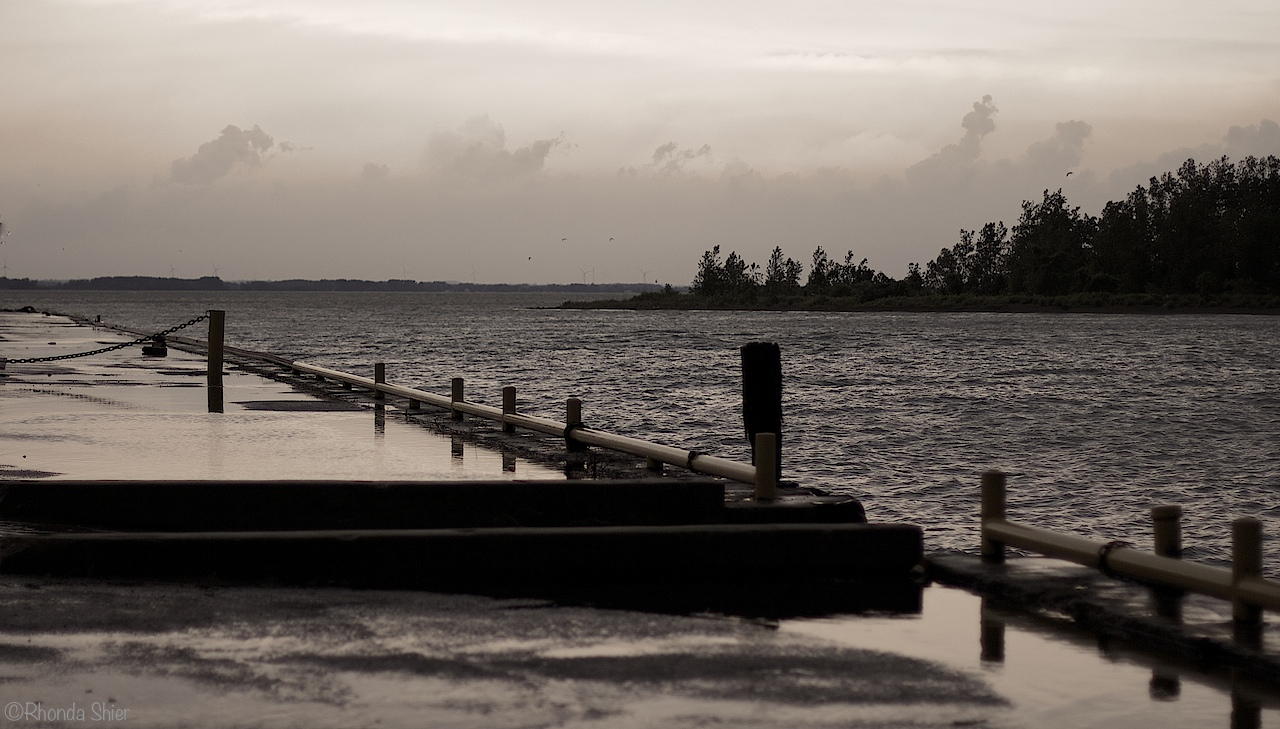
[787,586,1279,729]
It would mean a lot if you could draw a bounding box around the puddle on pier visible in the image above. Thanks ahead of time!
[0,583,1274,728]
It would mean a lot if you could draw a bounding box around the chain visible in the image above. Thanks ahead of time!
[4,314,209,364]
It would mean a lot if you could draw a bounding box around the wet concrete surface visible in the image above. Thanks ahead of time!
[0,578,1004,728]
[0,312,563,481]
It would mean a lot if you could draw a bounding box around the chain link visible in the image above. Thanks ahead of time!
[4,314,209,364]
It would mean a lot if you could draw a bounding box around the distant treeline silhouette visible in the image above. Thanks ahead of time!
[0,276,660,294]
[686,155,1280,302]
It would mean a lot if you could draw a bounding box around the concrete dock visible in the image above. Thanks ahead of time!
[3,309,1279,727]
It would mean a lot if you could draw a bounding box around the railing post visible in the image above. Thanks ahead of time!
[374,362,385,400]
[1153,505,1182,558]
[206,309,225,414]
[451,377,464,421]
[980,470,1007,563]
[753,432,778,501]
[565,397,585,452]
[741,342,782,483]
[1232,517,1263,634]
[1152,504,1185,620]
[502,386,516,433]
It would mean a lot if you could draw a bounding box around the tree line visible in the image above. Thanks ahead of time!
[687,155,1280,302]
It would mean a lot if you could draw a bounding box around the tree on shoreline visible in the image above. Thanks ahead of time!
[680,154,1280,302]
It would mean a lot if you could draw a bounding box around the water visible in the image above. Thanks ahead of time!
[5,290,1279,574]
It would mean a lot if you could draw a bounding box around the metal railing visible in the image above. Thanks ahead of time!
[83,312,777,497]
[284,359,766,488]
[979,470,1280,627]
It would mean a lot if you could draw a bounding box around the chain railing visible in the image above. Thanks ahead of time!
[2,315,208,364]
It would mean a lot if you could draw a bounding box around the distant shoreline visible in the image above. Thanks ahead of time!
[0,276,658,294]
[557,292,1280,315]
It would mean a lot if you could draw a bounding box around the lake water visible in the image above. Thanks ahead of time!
[4,290,1278,574]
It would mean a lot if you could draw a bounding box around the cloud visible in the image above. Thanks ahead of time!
[905,95,997,186]
[1224,119,1280,158]
[1106,117,1280,192]
[170,124,275,185]
[361,162,390,181]
[649,142,713,173]
[422,116,562,181]
[1024,120,1092,173]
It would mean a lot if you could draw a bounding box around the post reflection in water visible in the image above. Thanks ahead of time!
[502,451,516,472]
[373,404,385,437]
[450,435,464,460]
[1231,674,1261,729]
[979,597,1005,664]
[1150,669,1181,701]
[972,593,1280,729]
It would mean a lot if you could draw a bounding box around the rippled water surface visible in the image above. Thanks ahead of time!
[7,291,1278,573]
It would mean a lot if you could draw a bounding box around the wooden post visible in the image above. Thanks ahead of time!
[502,386,516,433]
[206,309,224,413]
[409,398,420,410]
[566,397,585,452]
[1232,517,1262,631]
[1152,505,1185,620]
[451,377,464,421]
[980,470,1007,563]
[741,342,782,483]
[374,362,385,400]
[753,432,778,501]
[1153,505,1182,558]
[645,457,664,474]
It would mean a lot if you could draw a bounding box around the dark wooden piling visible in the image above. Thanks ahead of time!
[741,342,782,482]
[206,309,225,413]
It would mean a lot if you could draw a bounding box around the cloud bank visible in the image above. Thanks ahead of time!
[8,104,1280,284]
[170,125,276,185]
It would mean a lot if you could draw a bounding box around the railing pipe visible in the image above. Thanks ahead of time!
[982,513,1280,613]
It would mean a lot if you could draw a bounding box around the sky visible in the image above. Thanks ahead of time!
[1,0,1278,283]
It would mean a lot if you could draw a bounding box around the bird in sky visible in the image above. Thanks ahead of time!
[609,237,615,242]
[1065,171,1074,177]
[527,256,533,261]
[561,237,568,242]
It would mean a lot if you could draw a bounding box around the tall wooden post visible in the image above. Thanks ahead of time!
[980,470,1007,562]
[206,309,224,413]
[374,362,385,400]
[741,342,782,483]
[502,386,516,433]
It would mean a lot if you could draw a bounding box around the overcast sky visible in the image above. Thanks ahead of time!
[2,0,1278,283]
